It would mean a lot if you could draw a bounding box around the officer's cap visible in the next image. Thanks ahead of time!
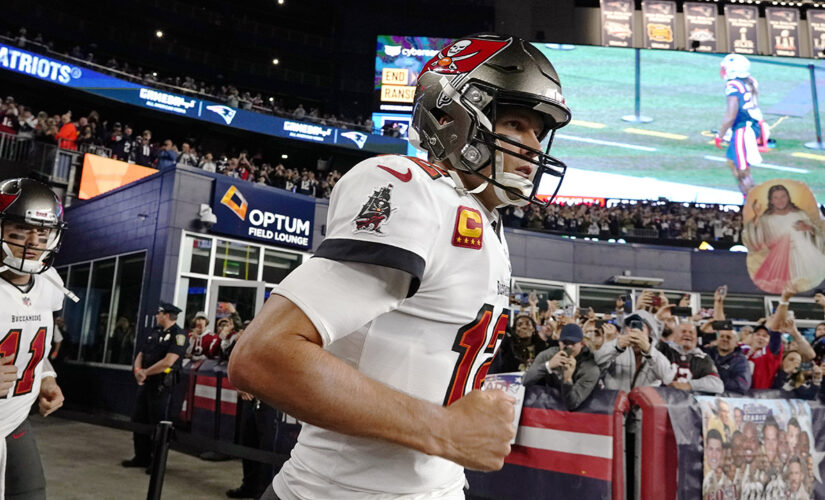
[158,302,182,315]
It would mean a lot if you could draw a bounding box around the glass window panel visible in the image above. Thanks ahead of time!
[213,240,260,280]
[180,235,212,275]
[580,286,633,315]
[700,293,765,322]
[79,259,116,363]
[262,249,302,284]
[762,299,824,322]
[105,253,145,365]
[177,277,208,332]
[63,263,90,361]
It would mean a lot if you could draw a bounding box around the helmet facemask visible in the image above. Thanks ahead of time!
[0,217,64,276]
[443,81,568,208]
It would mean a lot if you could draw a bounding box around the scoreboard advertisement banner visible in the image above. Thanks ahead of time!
[642,0,677,50]
[724,4,760,55]
[765,7,801,57]
[600,0,635,48]
[683,2,719,52]
[809,9,825,58]
[374,35,451,114]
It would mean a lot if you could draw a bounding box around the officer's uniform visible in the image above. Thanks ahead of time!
[127,302,188,467]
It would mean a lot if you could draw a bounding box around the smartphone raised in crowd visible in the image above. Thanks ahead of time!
[629,319,644,331]
[671,306,693,317]
[711,320,733,331]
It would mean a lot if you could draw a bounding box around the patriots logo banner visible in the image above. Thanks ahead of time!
[467,386,628,500]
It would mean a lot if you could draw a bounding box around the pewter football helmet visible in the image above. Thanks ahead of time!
[410,34,571,206]
[0,178,66,274]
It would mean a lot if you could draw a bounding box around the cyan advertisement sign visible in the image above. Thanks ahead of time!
[0,43,405,154]
[211,177,314,250]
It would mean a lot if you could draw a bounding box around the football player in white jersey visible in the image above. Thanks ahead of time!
[0,178,74,499]
[229,33,571,500]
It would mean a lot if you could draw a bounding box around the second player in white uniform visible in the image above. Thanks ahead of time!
[0,178,74,499]
[229,34,572,499]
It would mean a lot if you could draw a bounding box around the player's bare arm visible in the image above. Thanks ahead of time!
[229,294,516,471]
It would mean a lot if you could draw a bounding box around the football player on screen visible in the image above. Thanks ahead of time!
[0,178,77,499]
[229,34,571,499]
[715,54,768,196]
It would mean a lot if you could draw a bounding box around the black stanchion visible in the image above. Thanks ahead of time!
[146,420,174,500]
[622,48,653,124]
[214,372,223,440]
[805,63,825,150]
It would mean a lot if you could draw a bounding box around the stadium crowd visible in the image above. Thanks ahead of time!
[0,93,343,198]
[497,287,825,405]
[503,198,745,244]
[3,28,376,133]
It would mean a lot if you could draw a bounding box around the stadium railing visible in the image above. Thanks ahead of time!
[0,131,76,185]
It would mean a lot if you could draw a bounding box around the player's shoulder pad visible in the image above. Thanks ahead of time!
[725,79,746,96]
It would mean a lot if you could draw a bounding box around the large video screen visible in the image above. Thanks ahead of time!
[376,37,823,204]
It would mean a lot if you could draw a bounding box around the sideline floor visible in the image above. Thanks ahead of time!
[31,415,243,500]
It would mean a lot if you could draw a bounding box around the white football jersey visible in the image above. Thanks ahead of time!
[0,268,63,438]
[272,155,512,499]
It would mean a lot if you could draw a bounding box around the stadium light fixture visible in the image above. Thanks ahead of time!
[155,30,164,39]
[278,0,285,4]
[272,58,280,65]
[281,154,288,159]
[269,97,274,102]
[152,72,157,77]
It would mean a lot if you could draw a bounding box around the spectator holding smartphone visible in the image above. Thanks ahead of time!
[595,310,674,391]
[489,314,551,374]
[702,287,752,393]
[524,324,601,410]
[773,353,821,399]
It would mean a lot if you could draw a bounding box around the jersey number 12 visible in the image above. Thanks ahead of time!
[443,305,509,406]
[0,327,48,396]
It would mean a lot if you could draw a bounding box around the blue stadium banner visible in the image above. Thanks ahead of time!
[600,0,635,48]
[724,4,760,55]
[809,10,825,59]
[765,7,801,57]
[0,42,406,155]
[683,2,719,53]
[210,177,314,250]
[642,0,677,50]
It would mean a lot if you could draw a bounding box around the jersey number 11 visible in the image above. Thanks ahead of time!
[0,328,48,396]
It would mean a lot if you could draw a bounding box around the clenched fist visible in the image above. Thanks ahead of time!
[438,389,516,471]
[0,356,17,397]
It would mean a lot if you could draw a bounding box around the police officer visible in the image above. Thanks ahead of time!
[122,301,188,469]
